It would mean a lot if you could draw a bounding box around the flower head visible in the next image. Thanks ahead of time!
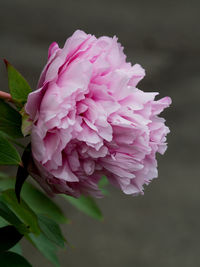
[26,30,171,198]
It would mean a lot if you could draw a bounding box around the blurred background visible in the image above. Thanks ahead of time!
[0,0,200,266]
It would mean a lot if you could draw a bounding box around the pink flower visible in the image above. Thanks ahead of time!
[25,30,171,198]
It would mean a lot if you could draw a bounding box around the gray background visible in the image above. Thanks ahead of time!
[0,0,200,266]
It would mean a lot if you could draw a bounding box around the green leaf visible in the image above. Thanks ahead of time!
[15,143,31,202]
[0,178,68,224]
[0,176,14,189]
[9,243,22,255]
[0,225,23,252]
[0,132,25,149]
[22,183,69,224]
[0,133,21,165]
[1,189,40,235]
[4,59,32,105]
[63,195,103,221]
[0,99,23,139]
[0,197,27,234]
[0,251,32,267]
[0,216,8,227]
[28,232,60,267]
[0,172,10,180]
[38,214,65,248]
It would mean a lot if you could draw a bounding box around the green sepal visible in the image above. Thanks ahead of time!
[98,175,109,196]
[20,107,32,137]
